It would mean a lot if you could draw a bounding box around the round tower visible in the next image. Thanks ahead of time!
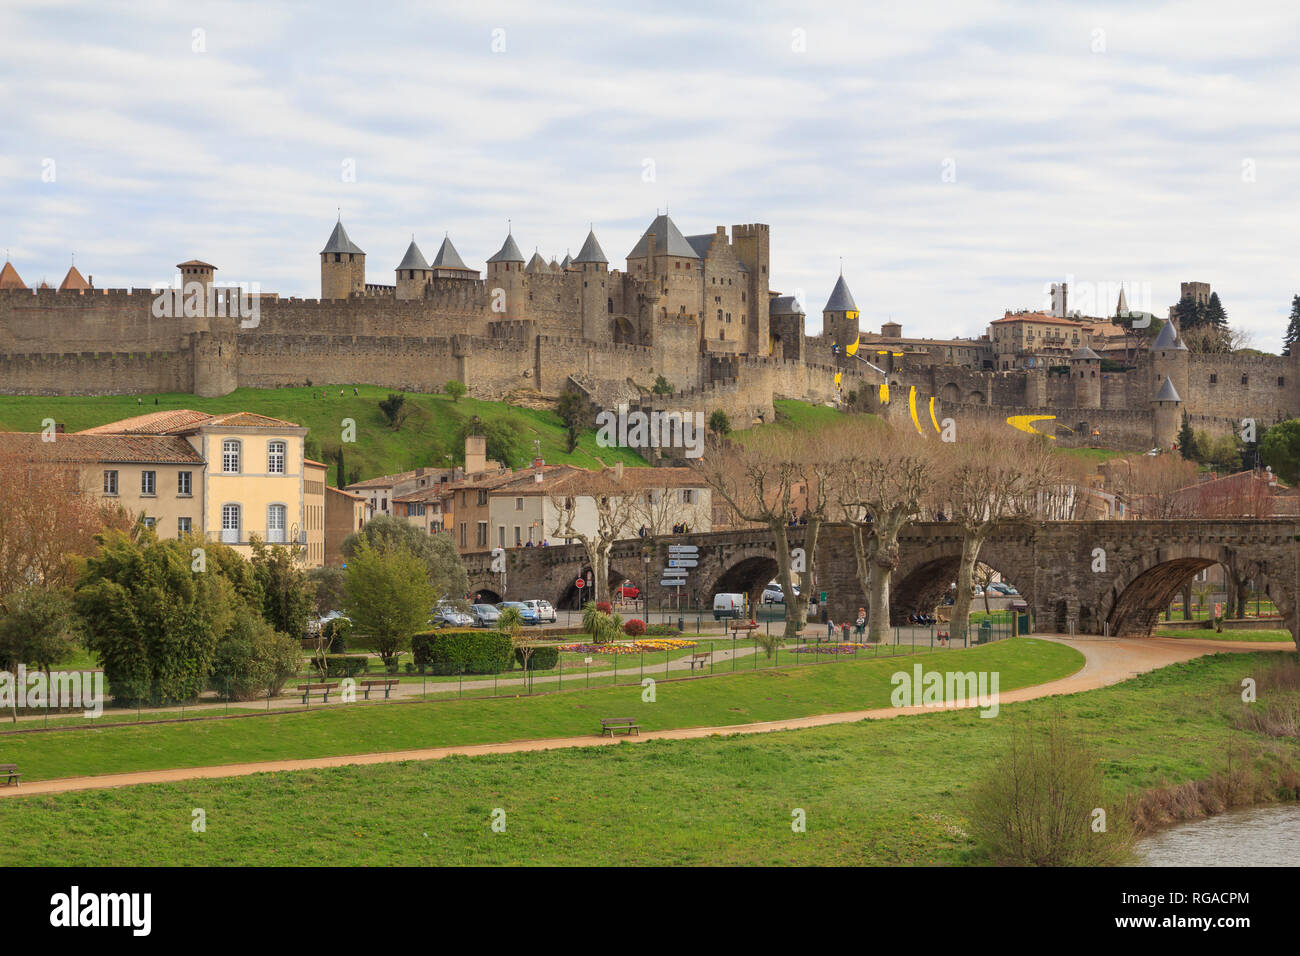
[822,272,859,357]
[573,227,609,341]
[1149,318,1189,408]
[320,218,366,299]
[395,239,431,300]
[1151,376,1183,449]
[1069,346,1102,409]
[485,229,526,319]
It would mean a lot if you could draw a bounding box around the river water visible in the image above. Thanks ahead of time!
[1139,803,1300,866]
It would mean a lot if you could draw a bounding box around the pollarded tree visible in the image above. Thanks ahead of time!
[698,426,836,652]
[833,421,931,644]
[934,430,1066,642]
[548,468,638,603]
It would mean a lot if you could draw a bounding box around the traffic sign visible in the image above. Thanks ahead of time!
[575,578,585,589]
[662,568,688,578]
[668,559,697,568]
[659,579,685,587]
[668,545,699,554]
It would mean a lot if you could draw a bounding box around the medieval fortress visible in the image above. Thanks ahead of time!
[0,213,1294,451]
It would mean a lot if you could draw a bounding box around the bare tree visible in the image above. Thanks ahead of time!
[547,469,637,603]
[1103,454,1202,518]
[833,424,931,643]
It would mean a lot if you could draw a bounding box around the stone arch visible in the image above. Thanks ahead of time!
[940,382,961,404]
[890,541,1034,627]
[471,586,502,605]
[966,390,986,405]
[1102,542,1245,636]
[709,553,780,608]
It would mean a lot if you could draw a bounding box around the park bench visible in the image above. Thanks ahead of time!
[360,678,401,700]
[296,682,339,704]
[685,652,712,672]
[729,621,760,635]
[600,717,640,737]
[0,763,19,786]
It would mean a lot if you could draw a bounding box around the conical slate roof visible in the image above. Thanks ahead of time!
[59,265,89,291]
[396,240,429,272]
[574,229,607,264]
[0,261,26,290]
[431,236,470,270]
[824,274,857,313]
[321,220,365,256]
[1071,346,1101,360]
[487,232,525,263]
[525,251,548,273]
[627,214,698,259]
[1151,319,1186,350]
[1154,377,1182,402]
[560,252,572,269]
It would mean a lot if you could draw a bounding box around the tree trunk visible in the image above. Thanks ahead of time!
[1182,582,1193,621]
[952,533,984,643]
[867,551,890,644]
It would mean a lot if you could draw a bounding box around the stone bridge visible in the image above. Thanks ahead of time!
[463,520,1300,638]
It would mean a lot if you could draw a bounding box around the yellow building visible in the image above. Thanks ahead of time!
[1,409,326,567]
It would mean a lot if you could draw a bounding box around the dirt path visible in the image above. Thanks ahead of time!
[2,636,1288,799]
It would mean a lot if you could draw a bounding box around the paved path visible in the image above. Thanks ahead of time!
[1,636,1289,799]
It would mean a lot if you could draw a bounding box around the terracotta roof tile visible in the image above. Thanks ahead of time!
[0,431,204,464]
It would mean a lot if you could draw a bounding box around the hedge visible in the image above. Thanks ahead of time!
[514,645,560,671]
[313,655,369,679]
[412,629,512,675]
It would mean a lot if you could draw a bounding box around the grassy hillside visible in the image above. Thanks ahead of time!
[0,386,647,486]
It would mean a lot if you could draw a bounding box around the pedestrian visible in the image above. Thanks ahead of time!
[855,607,866,640]
[825,616,835,640]
[353,386,358,395]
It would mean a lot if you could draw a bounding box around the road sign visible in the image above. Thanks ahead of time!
[668,559,698,568]
[659,579,685,587]
[668,545,699,554]
[575,578,585,589]
[662,568,688,578]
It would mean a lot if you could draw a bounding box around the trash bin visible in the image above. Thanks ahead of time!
[1010,600,1030,635]
[977,620,992,644]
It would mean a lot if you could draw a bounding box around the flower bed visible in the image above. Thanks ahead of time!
[557,639,698,655]
[791,642,866,654]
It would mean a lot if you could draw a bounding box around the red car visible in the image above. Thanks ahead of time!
[615,583,641,600]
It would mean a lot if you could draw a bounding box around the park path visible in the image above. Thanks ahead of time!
[0,636,1289,799]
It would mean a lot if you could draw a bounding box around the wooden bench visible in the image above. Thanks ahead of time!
[360,678,401,700]
[729,621,760,635]
[600,717,640,737]
[296,682,339,704]
[0,763,19,786]
[685,652,712,672]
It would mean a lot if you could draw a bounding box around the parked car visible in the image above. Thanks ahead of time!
[470,604,501,628]
[432,604,474,628]
[988,583,1020,596]
[523,599,557,623]
[762,581,801,604]
[498,601,539,625]
[615,583,640,600]
[713,592,746,620]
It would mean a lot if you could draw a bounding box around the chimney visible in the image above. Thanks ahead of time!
[464,434,487,475]
[532,456,544,468]
[534,471,544,484]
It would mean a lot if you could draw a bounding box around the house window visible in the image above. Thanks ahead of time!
[178,517,192,534]
[477,522,488,547]
[1242,374,1249,385]
[142,517,156,530]
[178,471,192,496]
[103,470,118,495]
[515,497,524,511]
[497,525,505,548]
[267,441,286,474]
[514,526,522,546]
[267,504,287,544]
[1279,377,1286,387]
[221,504,241,544]
[222,439,241,473]
[1209,373,1217,384]
[141,471,156,496]
[682,489,695,504]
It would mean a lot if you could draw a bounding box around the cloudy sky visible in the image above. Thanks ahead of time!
[1,0,1297,348]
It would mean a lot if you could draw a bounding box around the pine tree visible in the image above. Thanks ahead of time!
[1283,295,1300,357]
[1173,294,1206,330]
[1202,292,1229,352]
[1177,412,1195,461]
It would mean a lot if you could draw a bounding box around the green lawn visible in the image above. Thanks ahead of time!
[0,386,647,484]
[0,639,1079,782]
[1156,628,1294,643]
[1,651,1293,866]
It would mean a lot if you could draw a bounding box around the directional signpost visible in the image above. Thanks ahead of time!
[660,545,698,623]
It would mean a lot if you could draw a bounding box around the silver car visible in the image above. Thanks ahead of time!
[524,599,557,623]
[432,604,474,628]
[470,604,501,628]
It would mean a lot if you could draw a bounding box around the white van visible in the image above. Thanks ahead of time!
[713,593,746,620]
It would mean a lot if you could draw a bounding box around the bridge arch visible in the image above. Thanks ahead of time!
[890,539,1036,627]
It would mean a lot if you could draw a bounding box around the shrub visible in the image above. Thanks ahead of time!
[312,655,369,679]
[624,618,647,637]
[645,623,681,636]
[596,602,612,614]
[967,712,1135,865]
[323,617,351,653]
[515,644,560,671]
[411,629,511,675]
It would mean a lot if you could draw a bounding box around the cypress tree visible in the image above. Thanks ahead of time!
[1177,412,1196,461]
[1283,295,1300,357]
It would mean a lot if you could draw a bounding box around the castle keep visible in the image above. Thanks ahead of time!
[0,214,1295,451]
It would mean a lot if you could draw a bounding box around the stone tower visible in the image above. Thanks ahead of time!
[573,228,609,341]
[320,219,366,299]
[1151,376,1183,449]
[822,273,859,354]
[1070,346,1101,408]
[486,230,526,319]
[732,223,770,356]
[395,239,431,300]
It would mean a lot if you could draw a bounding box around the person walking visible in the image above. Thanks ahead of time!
[854,607,866,640]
